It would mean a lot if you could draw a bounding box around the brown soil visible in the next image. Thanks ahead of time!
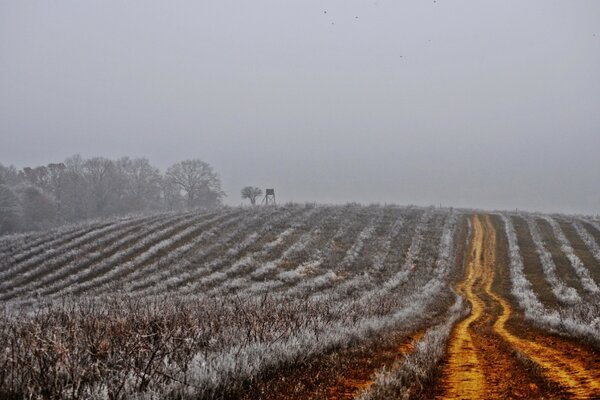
[434,215,600,399]
[235,214,469,400]
[510,216,557,308]
[239,329,424,400]
[535,218,586,296]
[557,219,600,286]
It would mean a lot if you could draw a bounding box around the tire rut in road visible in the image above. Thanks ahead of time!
[484,214,600,398]
[437,214,600,399]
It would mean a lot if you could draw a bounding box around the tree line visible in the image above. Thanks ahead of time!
[0,155,225,235]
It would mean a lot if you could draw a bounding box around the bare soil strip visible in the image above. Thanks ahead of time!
[535,218,586,296]
[437,215,600,399]
[510,216,557,308]
[439,217,486,398]
[238,330,424,400]
[558,219,600,286]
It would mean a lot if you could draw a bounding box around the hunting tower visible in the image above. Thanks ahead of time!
[262,188,276,205]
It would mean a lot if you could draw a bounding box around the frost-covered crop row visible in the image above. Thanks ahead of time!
[84,211,237,296]
[383,209,434,291]
[288,210,455,318]
[227,205,400,299]
[23,214,192,300]
[589,220,600,235]
[0,219,119,283]
[357,294,468,400]
[371,215,405,271]
[306,209,429,302]
[180,210,461,396]
[0,214,170,300]
[0,205,465,399]
[543,216,599,295]
[43,211,223,299]
[0,217,109,260]
[122,211,247,293]
[525,216,581,304]
[96,206,455,395]
[339,209,383,269]
[572,220,600,264]
[198,207,323,295]
[501,215,600,347]
[150,207,301,296]
[254,207,375,297]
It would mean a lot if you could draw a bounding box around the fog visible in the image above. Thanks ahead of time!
[1,1,599,214]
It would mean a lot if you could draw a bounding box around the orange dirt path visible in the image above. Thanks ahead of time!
[438,215,600,399]
[484,215,600,398]
[440,215,486,399]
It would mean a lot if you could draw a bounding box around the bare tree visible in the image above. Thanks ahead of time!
[0,184,22,234]
[166,159,225,209]
[16,184,57,231]
[83,157,118,216]
[241,186,263,205]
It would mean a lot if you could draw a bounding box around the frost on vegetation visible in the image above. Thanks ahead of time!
[341,216,379,268]
[572,219,600,264]
[0,215,142,288]
[45,213,214,298]
[0,205,467,399]
[502,214,600,348]
[277,257,323,282]
[130,212,260,296]
[0,216,113,262]
[525,216,581,304]
[543,216,599,294]
[371,216,404,271]
[358,294,468,400]
[383,210,432,291]
[0,214,176,300]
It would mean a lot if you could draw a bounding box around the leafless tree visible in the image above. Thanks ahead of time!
[166,159,225,209]
[241,186,263,205]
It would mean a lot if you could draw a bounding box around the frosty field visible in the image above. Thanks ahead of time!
[1,204,599,399]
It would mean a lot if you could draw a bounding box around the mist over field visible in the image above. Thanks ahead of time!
[2,3,600,398]
[1,1,599,214]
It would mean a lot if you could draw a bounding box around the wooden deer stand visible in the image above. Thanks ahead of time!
[262,188,276,205]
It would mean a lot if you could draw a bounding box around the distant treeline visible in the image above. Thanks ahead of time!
[0,155,225,235]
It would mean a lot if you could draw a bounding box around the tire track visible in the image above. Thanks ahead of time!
[439,215,486,399]
[439,214,600,399]
[482,215,600,398]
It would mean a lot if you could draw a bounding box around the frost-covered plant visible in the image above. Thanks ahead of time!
[32,213,192,299]
[122,212,245,293]
[47,211,222,298]
[572,219,600,264]
[87,212,235,295]
[543,216,599,294]
[0,215,146,287]
[383,210,433,290]
[0,205,468,399]
[357,294,468,400]
[0,214,172,300]
[501,214,600,347]
[525,216,581,304]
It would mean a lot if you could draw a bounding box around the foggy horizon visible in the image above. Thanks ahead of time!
[2,1,599,215]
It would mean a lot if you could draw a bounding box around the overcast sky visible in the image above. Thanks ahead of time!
[1,1,599,214]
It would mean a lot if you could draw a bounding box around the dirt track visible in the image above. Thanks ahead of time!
[437,215,600,399]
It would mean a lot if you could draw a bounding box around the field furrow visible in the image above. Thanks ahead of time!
[1,206,598,399]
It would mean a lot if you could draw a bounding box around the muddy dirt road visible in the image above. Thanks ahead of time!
[437,215,600,399]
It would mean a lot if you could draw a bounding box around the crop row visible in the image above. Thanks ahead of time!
[0,205,462,399]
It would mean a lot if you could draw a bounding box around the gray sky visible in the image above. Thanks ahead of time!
[1,1,599,214]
